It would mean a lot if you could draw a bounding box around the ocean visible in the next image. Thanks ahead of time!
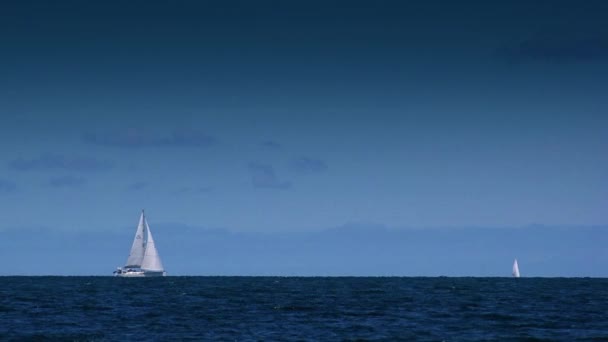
[1,277,606,341]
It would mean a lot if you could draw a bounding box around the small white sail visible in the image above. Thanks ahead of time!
[125,211,146,268]
[512,259,520,278]
[140,218,165,272]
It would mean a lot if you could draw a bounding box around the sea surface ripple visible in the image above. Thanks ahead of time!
[1,277,607,341]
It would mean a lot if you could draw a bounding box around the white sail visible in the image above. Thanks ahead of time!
[512,259,520,278]
[125,211,146,268]
[140,218,164,272]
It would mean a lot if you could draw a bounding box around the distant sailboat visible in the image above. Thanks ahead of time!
[512,259,520,278]
[114,210,166,277]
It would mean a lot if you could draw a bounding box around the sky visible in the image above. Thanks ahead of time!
[0,1,607,275]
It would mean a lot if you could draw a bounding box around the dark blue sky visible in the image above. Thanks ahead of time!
[0,1,607,275]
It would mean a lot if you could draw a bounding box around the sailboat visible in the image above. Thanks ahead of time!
[512,258,520,278]
[114,210,166,277]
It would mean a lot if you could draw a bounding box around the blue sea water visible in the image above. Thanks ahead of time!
[1,277,607,341]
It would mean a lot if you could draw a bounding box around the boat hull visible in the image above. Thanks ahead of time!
[114,268,166,277]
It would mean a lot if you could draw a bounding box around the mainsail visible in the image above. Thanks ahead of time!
[140,218,164,272]
[125,212,146,268]
[512,259,520,278]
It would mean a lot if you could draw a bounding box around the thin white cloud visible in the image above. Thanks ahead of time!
[9,154,113,172]
[248,162,291,189]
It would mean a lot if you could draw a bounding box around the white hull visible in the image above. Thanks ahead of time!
[115,273,166,277]
[114,269,166,277]
[115,271,146,277]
